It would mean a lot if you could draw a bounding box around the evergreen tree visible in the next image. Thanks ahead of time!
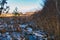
[0,0,7,14]
[13,7,19,16]
[0,0,9,14]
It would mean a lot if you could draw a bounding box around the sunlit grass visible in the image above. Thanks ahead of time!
[0,12,34,17]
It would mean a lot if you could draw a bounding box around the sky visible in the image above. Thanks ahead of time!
[4,0,45,13]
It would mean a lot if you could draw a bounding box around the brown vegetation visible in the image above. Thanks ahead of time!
[31,0,60,40]
[0,0,60,40]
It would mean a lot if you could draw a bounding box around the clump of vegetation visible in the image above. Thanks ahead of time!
[13,7,20,16]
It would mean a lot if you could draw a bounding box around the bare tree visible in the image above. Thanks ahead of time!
[6,6,10,13]
[32,0,60,40]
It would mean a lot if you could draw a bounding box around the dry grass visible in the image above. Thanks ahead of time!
[0,12,34,17]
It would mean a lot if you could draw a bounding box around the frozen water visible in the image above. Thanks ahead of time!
[26,27,32,33]
[19,24,28,28]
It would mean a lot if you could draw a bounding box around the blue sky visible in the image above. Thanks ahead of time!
[5,0,45,13]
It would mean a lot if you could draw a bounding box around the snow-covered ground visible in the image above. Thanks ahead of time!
[0,18,48,40]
